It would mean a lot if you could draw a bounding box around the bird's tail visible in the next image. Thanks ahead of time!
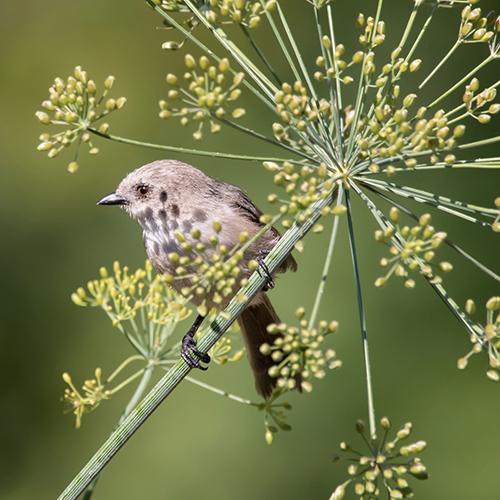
[237,295,301,398]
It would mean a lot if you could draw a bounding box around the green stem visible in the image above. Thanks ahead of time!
[240,21,282,86]
[274,2,337,162]
[403,2,437,63]
[419,40,461,90]
[397,0,424,55]
[185,375,258,406]
[107,355,145,383]
[345,186,377,443]
[108,368,147,395]
[213,114,318,163]
[427,55,494,109]
[308,183,345,329]
[327,4,345,165]
[89,128,303,164]
[82,365,155,500]
[240,23,281,86]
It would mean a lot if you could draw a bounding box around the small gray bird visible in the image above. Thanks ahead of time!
[98,159,297,398]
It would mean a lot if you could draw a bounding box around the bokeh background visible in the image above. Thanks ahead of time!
[1,1,499,499]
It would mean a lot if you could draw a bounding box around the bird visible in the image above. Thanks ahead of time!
[97,159,297,398]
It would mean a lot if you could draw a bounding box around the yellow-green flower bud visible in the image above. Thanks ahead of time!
[352,51,364,64]
[104,76,115,90]
[486,296,500,310]
[185,54,196,69]
[218,58,230,73]
[265,0,276,11]
[409,59,422,72]
[232,108,246,119]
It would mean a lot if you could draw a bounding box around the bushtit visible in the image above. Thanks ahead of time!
[98,159,297,398]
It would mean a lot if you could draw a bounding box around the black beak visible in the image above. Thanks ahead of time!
[97,192,127,206]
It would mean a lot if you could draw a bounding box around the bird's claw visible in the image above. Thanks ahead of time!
[181,334,211,370]
[256,250,275,291]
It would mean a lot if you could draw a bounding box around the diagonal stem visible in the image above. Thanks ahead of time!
[240,24,282,86]
[345,186,377,444]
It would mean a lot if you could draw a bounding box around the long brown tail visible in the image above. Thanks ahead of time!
[238,294,302,398]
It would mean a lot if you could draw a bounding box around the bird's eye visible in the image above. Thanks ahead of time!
[137,185,149,196]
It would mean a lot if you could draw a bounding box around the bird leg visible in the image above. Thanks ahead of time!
[181,314,211,370]
[256,250,275,291]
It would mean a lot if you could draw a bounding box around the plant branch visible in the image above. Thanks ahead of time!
[345,186,377,443]
[89,128,303,164]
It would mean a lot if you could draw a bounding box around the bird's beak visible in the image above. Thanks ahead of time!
[97,192,127,206]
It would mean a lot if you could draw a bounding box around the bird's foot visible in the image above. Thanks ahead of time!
[181,315,211,370]
[256,250,275,291]
[181,335,211,370]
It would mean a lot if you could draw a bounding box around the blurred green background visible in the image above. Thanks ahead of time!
[1,1,499,499]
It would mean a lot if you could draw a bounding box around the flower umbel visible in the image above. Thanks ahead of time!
[375,210,451,289]
[261,307,341,392]
[61,369,110,429]
[159,55,246,140]
[331,418,429,500]
[36,66,126,172]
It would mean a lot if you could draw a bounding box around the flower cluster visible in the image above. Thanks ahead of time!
[463,77,500,125]
[458,296,500,381]
[375,210,451,289]
[159,54,246,140]
[162,221,257,316]
[458,5,500,44]
[264,160,345,231]
[36,66,125,172]
[331,418,428,500]
[260,307,341,392]
[273,80,332,142]
[71,260,190,334]
[66,260,245,426]
[156,0,270,29]
[210,0,266,28]
[61,369,109,429]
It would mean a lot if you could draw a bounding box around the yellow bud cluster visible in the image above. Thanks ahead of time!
[61,367,110,429]
[208,0,264,28]
[262,311,340,393]
[263,161,337,230]
[459,6,497,43]
[375,211,451,288]
[462,77,499,126]
[337,417,428,498]
[159,54,246,140]
[36,66,124,172]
